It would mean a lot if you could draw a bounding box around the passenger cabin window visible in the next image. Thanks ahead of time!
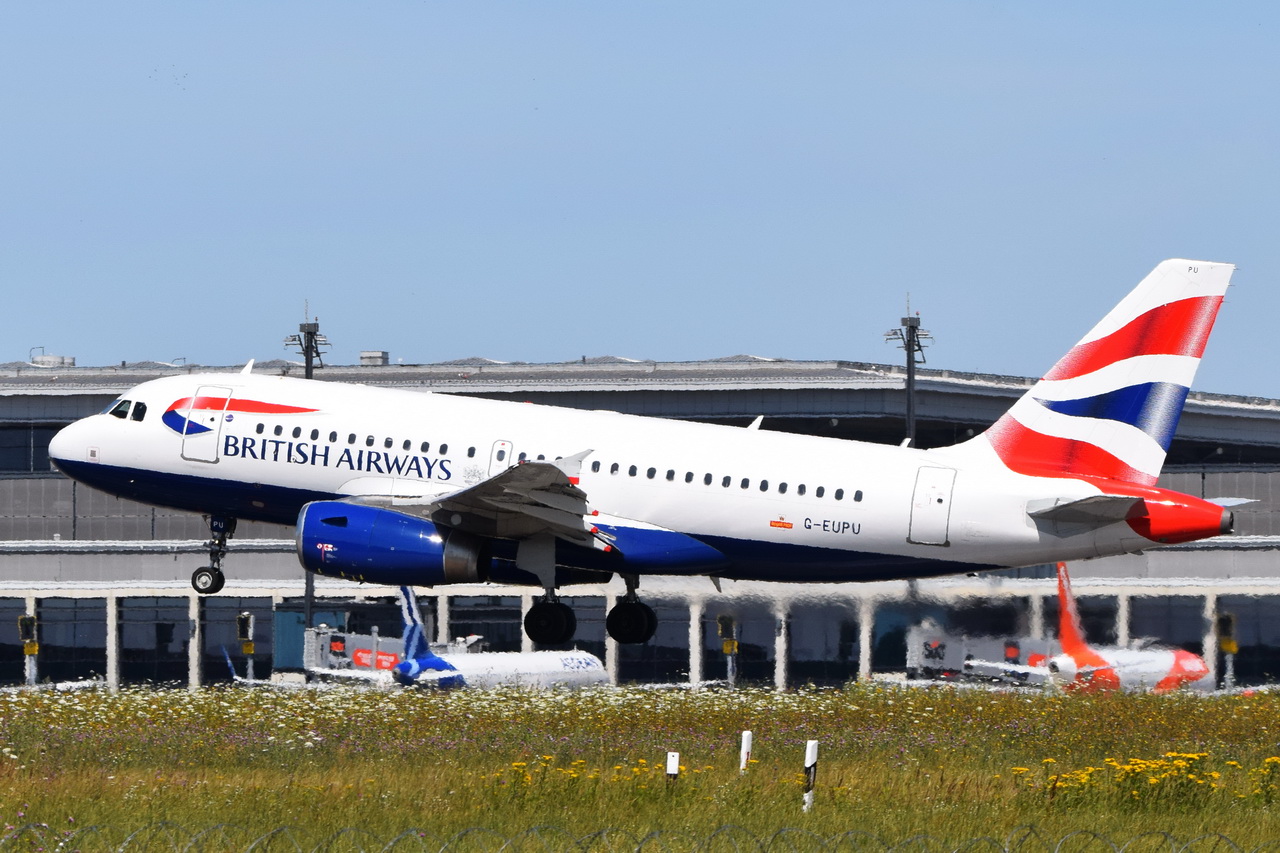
[778,482,787,494]
[311,429,320,441]
[403,440,412,451]
[740,478,750,489]
[703,473,712,485]
[610,463,619,474]
[467,447,476,458]
[628,465,638,477]
[854,490,863,502]
[274,425,283,437]
[816,487,826,498]
[439,444,449,454]
[684,472,693,483]
[835,489,844,501]
[347,433,357,444]
[722,476,731,487]
[365,436,375,447]
[384,437,394,449]
[420,442,430,453]
[591,461,600,473]
[497,449,508,462]
[108,400,131,419]
[256,423,265,435]
[647,467,656,479]
[797,484,806,496]
[293,427,302,439]
[329,431,338,442]
[759,480,769,491]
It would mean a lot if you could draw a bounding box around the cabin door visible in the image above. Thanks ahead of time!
[180,385,234,463]
[908,466,956,546]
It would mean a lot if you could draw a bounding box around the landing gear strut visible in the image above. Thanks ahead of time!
[191,515,236,595]
[519,535,578,646]
[606,576,657,644]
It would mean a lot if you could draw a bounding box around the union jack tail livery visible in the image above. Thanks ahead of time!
[985,260,1233,485]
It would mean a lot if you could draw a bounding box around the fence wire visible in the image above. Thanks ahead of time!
[0,824,1271,853]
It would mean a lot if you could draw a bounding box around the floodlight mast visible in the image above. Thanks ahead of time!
[284,317,330,634]
[884,307,932,446]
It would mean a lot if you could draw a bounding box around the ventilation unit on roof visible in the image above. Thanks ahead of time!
[360,351,390,367]
[31,354,75,368]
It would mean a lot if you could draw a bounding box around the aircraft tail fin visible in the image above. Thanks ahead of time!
[1055,562,1092,658]
[983,260,1233,486]
[398,585,431,661]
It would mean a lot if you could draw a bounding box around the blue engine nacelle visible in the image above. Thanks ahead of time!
[296,501,490,586]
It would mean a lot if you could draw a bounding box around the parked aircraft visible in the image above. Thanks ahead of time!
[309,587,607,689]
[49,259,1237,646]
[961,562,1210,692]
[1042,562,1209,692]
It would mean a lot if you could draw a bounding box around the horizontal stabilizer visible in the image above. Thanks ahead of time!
[1208,497,1255,508]
[1027,495,1143,525]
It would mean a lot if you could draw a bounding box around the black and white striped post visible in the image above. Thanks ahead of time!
[802,740,818,812]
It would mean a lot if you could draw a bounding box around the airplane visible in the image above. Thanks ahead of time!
[221,586,607,689]
[963,562,1210,693]
[308,587,607,689]
[48,259,1238,647]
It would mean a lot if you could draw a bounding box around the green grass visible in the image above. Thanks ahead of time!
[3,684,1280,845]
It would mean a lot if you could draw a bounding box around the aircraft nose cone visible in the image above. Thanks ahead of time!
[47,421,79,469]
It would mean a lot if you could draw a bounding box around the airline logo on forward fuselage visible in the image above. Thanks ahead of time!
[162,397,319,436]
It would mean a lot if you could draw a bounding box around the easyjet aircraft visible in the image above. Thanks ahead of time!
[49,259,1237,646]
[968,562,1210,692]
[1044,562,1210,692]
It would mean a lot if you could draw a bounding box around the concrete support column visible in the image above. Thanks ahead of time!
[436,594,451,643]
[1028,594,1045,640]
[187,593,202,692]
[24,595,37,686]
[857,598,875,681]
[1202,593,1219,686]
[105,593,120,692]
[605,598,619,686]
[1115,594,1131,647]
[688,600,704,688]
[773,604,790,691]
[520,594,534,653]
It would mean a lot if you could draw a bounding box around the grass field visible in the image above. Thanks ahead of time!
[4,683,1280,846]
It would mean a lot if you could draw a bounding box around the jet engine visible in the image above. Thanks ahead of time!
[296,501,490,586]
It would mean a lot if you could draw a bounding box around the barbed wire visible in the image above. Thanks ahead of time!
[0,824,1268,853]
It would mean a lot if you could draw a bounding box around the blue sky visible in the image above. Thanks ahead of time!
[3,3,1278,397]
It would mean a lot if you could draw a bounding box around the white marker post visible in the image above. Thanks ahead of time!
[666,751,680,783]
[802,740,818,812]
[739,730,753,775]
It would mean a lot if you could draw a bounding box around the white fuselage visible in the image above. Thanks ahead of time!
[48,371,1178,584]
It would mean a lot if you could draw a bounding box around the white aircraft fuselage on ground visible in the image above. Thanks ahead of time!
[49,259,1237,646]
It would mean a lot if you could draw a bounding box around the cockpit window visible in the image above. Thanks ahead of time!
[130,402,147,422]
[107,400,131,419]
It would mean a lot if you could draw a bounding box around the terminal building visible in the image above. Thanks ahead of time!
[2,353,1280,689]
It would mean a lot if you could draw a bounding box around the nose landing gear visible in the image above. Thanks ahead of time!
[191,515,236,595]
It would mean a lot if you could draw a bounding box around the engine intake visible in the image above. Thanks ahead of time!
[296,501,489,586]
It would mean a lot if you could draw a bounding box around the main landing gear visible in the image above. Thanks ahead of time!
[522,573,658,647]
[191,515,236,595]
[606,576,657,645]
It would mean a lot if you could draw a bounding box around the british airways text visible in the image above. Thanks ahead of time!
[222,436,452,480]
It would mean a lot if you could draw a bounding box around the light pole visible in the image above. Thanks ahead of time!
[284,319,329,632]
[885,308,932,446]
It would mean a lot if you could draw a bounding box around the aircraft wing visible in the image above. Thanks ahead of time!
[340,450,608,550]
